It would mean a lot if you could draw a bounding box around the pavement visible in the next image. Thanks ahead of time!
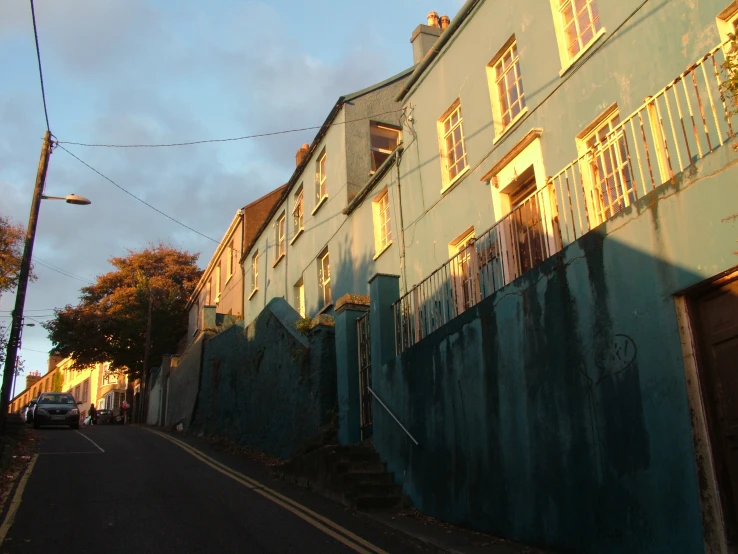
[0,425,551,554]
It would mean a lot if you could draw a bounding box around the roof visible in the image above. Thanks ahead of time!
[394,0,482,103]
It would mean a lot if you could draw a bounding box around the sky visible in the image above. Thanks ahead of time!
[0,0,463,392]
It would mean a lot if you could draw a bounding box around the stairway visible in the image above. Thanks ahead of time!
[278,444,405,510]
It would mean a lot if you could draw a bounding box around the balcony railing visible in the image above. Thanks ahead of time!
[393,43,737,355]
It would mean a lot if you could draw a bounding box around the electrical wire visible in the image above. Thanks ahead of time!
[29,0,50,131]
[33,259,93,284]
[56,144,221,245]
[55,109,403,148]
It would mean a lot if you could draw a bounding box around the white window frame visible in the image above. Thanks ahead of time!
[549,0,605,73]
[437,100,469,190]
[576,105,635,225]
[275,212,286,264]
[372,188,392,257]
[717,3,738,47]
[487,37,527,140]
[314,149,328,213]
[292,185,304,243]
[294,278,306,318]
[226,240,234,279]
[250,251,259,298]
[318,249,332,308]
[449,228,478,315]
[214,264,221,303]
[370,123,401,173]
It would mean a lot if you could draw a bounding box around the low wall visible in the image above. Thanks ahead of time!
[192,298,337,459]
[165,333,207,429]
[372,142,738,553]
[147,369,162,425]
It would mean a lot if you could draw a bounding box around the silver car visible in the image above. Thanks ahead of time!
[33,392,80,429]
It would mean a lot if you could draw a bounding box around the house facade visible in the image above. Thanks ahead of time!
[240,69,412,325]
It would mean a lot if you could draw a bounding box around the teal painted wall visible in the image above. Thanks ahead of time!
[372,141,738,553]
[192,298,337,459]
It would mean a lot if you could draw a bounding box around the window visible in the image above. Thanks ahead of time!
[316,150,327,204]
[318,249,332,308]
[488,39,526,135]
[82,379,89,403]
[275,213,286,262]
[370,123,401,172]
[292,185,304,239]
[438,101,468,187]
[214,264,221,302]
[227,240,234,278]
[372,188,392,255]
[577,106,635,224]
[717,3,738,46]
[551,0,603,67]
[232,242,238,278]
[294,278,306,318]
[449,229,476,313]
[250,251,259,296]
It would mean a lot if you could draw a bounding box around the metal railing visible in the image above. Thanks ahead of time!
[393,43,736,355]
[357,311,372,433]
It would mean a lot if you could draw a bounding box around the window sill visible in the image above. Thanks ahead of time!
[248,288,258,301]
[290,228,304,245]
[311,195,328,216]
[559,28,607,77]
[272,254,285,268]
[492,107,529,145]
[373,241,393,261]
[317,302,334,316]
[440,165,471,196]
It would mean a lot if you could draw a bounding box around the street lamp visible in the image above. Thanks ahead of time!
[0,131,91,432]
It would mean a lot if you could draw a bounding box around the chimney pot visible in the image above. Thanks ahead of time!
[295,143,310,167]
[440,15,450,30]
[427,11,440,27]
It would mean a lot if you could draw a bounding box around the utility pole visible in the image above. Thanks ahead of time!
[0,131,51,432]
[140,288,153,423]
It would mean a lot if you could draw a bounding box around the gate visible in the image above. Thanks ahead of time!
[357,311,372,438]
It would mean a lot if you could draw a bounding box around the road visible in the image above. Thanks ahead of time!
[0,426,424,554]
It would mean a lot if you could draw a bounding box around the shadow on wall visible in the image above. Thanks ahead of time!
[191,297,337,460]
[371,152,738,554]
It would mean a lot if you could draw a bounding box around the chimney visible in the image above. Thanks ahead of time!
[440,15,450,30]
[295,144,310,167]
[26,371,41,390]
[410,12,442,65]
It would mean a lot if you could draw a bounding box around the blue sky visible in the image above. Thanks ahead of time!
[0,0,462,389]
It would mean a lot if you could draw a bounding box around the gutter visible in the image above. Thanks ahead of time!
[394,0,482,103]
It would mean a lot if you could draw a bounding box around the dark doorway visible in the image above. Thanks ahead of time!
[691,277,738,544]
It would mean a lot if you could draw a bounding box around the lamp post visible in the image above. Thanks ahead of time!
[0,131,91,432]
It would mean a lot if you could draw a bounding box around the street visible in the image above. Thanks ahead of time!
[0,426,422,554]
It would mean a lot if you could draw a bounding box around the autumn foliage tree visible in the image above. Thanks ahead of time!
[44,244,202,379]
[0,214,34,298]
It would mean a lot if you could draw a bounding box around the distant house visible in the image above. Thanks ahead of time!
[185,187,286,344]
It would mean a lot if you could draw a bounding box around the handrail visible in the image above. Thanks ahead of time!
[367,385,419,446]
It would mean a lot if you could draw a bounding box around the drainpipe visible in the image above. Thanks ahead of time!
[395,147,408,295]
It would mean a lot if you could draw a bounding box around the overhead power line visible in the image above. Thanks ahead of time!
[29,0,50,131]
[56,144,220,245]
[55,109,403,148]
[33,258,93,284]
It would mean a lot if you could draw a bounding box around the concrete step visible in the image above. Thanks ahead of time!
[334,460,386,474]
[341,472,394,487]
[354,494,403,511]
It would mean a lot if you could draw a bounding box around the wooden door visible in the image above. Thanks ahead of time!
[693,279,738,543]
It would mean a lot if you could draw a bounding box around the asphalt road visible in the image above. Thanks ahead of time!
[0,426,424,554]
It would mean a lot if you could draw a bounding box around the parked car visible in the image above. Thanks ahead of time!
[96,409,114,425]
[32,392,80,429]
[23,400,38,424]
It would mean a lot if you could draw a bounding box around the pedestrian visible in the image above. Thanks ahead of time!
[89,404,97,426]
[121,399,129,425]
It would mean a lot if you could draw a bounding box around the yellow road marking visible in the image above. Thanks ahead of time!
[0,454,38,546]
[148,429,388,554]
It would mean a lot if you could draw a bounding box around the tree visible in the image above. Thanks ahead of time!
[44,244,202,379]
[721,36,738,116]
[0,214,34,297]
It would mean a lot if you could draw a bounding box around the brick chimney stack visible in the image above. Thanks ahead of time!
[295,144,310,167]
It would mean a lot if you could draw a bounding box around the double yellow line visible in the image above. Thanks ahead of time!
[147,429,388,554]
